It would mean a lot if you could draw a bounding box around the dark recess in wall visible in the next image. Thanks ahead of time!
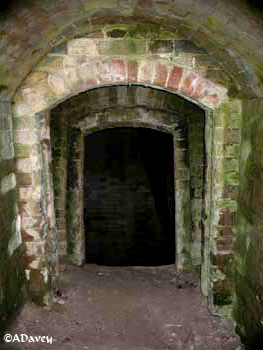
[84,127,175,266]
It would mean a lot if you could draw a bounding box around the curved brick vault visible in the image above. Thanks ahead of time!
[13,42,227,113]
[1,1,263,99]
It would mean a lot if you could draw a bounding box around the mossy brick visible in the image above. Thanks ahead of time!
[222,158,239,172]
[215,199,238,212]
[214,99,241,128]
[214,143,224,156]
[223,143,240,157]
[36,55,64,75]
[149,40,173,54]
[0,131,14,160]
[224,128,240,145]
[215,169,239,185]
[173,40,206,54]
[0,116,8,131]
[13,117,38,130]
[214,127,224,143]
[97,39,148,56]
[15,143,40,158]
[0,101,9,115]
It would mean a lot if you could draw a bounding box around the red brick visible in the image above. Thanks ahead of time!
[180,72,200,96]
[218,208,232,226]
[128,60,138,83]
[192,78,213,99]
[167,65,183,90]
[97,60,126,84]
[154,63,168,87]
[21,230,34,242]
[200,95,220,109]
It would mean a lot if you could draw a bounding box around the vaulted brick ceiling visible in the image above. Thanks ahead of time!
[1,0,263,99]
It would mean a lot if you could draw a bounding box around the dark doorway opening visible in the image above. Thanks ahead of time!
[84,127,175,266]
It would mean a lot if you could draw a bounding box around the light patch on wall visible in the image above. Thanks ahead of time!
[16,156,40,173]
[25,269,30,280]
[1,173,16,194]
[240,139,251,166]
[41,268,49,284]
[29,257,41,269]
[8,214,22,256]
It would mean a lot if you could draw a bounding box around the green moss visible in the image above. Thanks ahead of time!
[103,22,180,40]
[213,290,232,306]
[0,85,8,93]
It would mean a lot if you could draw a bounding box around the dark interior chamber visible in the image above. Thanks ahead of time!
[84,127,175,266]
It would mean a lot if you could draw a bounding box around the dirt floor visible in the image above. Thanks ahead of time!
[2,264,244,350]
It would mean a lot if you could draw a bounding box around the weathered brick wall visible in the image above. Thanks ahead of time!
[0,0,262,99]
[14,108,58,305]
[233,99,263,348]
[188,114,205,266]
[0,101,23,338]
[209,98,241,313]
[50,109,68,256]
[13,32,233,311]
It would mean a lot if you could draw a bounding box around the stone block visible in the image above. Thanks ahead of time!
[223,144,240,157]
[35,55,64,73]
[224,129,240,145]
[76,61,98,86]
[0,130,14,160]
[24,241,46,258]
[22,81,54,114]
[97,59,126,84]
[48,71,70,97]
[19,186,41,202]
[0,101,9,116]
[138,59,155,85]
[1,173,16,194]
[13,116,37,130]
[67,38,99,56]
[21,216,42,229]
[150,40,173,54]
[63,55,91,68]
[14,130,38,145]
[16,157,41,174]
[16,173,33,186]
[0,115,8,130]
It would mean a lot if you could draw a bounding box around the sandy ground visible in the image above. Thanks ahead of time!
[2,264,244,350]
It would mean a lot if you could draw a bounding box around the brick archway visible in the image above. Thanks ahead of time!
[12,38,236,312]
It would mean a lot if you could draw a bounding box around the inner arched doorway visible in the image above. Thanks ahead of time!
[50,85,206,278]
